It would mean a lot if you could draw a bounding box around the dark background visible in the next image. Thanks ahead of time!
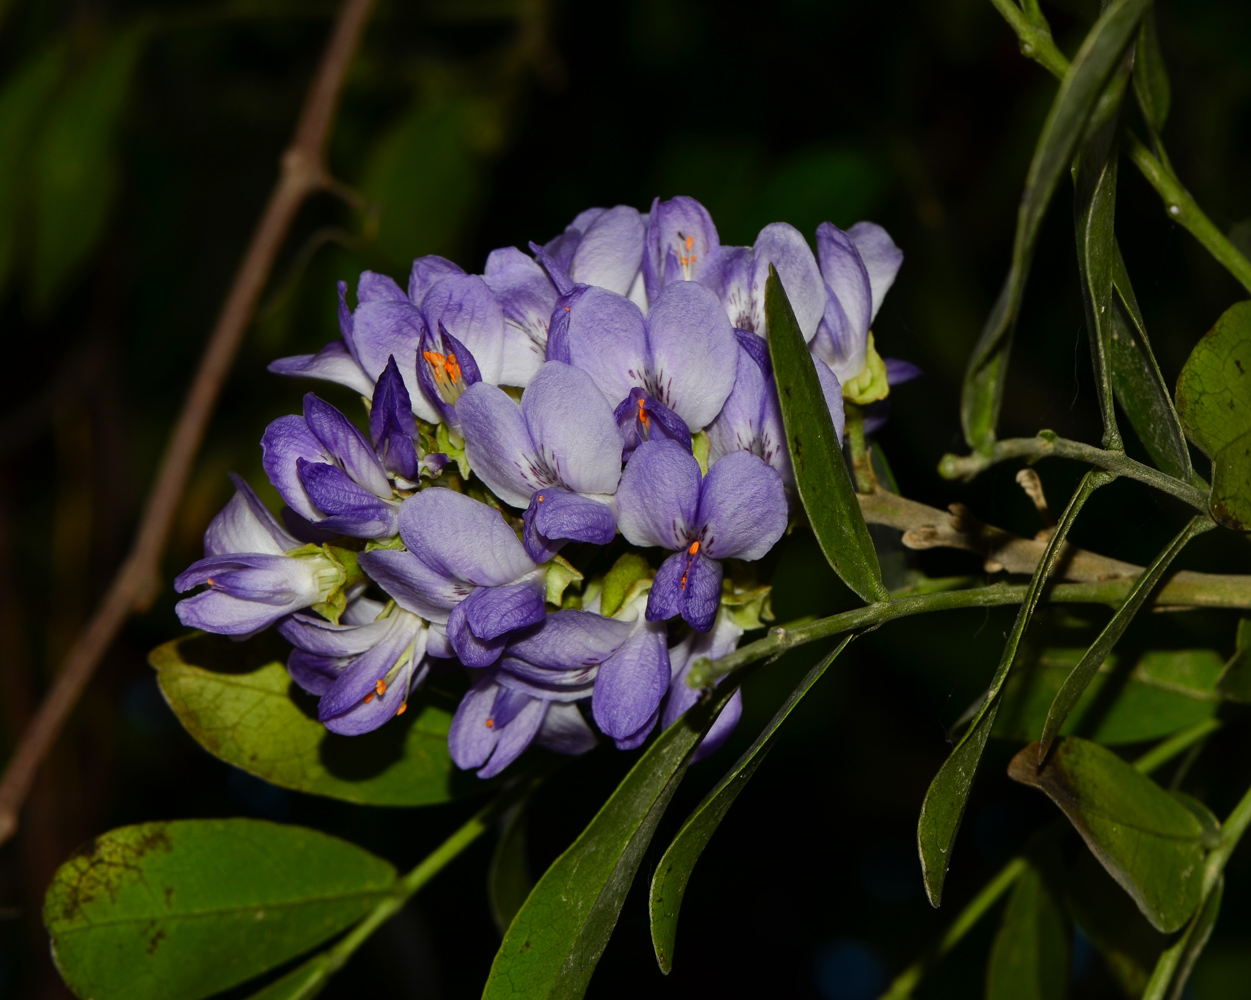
[0,0,1249,997]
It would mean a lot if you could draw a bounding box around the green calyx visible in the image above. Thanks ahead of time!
[285,542,366,625]
[842,332,891,406]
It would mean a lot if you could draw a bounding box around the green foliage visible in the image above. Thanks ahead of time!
[1133,9,1172,135]
[764,264,886,604]
[961,0,1150,453]
[985,862,1070,1000]
[648,638,851,973]
[482,675,744,1000]
[995,647,1225,745]
[1175,301,1251,530]
[243,955,333,1000]
[1009,738,1216,933]
[43,819,396,1000]
[1142,877,1223,1000]
[488,798,534,937]
[150,633,466,807]
[30,27,147,313]
[1216,619,1251,703]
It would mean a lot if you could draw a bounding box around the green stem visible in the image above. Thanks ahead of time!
[845,405,877,493]
[938,431,1210,511]
[986,0,1251,294]
[1131,718,1223,776]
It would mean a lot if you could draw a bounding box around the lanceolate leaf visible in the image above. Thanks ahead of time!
[649,637,853,973]
[482,677,745,1000]
[1008,738,1215,933]
[961,0,1151,452]
[985,861,1071,1000]
[1109,250,1193,481]
[995,647,1225,745]
[765,264,886,604]
[151,633,468,807]
[1039,516,1215,758]
[1175,301,1251,530]
[44,819,396,1000]
[918,471,1110,906]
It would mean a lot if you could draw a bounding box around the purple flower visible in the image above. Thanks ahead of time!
[448,608,644,778]
[713,224,827,344]
[662,610,745,762]
[175,476,352,637]
[456,361,623,561]
[261,392,399,539]
[547,280,738,434]
[358,487,546,668]
[586,589,672,750]
[541,205,648,301]
[810,221,917,405]
[616,441,787,632]
[642,196,722,303]
[483,247,559,387]
[279,598,433,735]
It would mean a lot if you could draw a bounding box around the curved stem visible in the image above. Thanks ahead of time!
[938,432,1210,511]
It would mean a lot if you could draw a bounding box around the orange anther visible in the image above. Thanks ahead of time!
[422,350,444,368]
[206,578,216,586]
[637,397,649,427]
[485,718,495,729]
[364,693,374,703]
[688,540,700,555]
[680,572,688,590]
[537,494,544,502]
[446,353,462,381]
[396,702,407,717]
[685,235,695,251]
[375,679,387,696]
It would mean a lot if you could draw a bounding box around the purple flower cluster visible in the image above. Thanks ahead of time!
[175,196,912,778]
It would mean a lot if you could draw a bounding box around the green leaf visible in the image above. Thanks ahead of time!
[765,264,887,604]
[44,819,396,1000]
[0,45,65,297]
[649,637,852,973]
[488,797,534,937]
[995,647,1225,745]
[1008,737,1215,932]
[985,862,1071,1000]
[1109,251,1193,481]
[1039,516,1214,757]
[918,471,1109,906]
[150,632,469,807]
[482,675,745,1000]
[1142,877,1223,1000]
[1175,301,1251,530]
[1215,619,1251,703]
[30,27,146,313]
[1132,8,1171,134]
[961,0,1150,452]
[244,953,332,1000]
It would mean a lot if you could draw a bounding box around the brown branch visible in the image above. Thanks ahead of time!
[859,490,1251,609]
[0,0,376,847]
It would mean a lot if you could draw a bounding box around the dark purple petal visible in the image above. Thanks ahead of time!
[303,394,391,497]
[456,381,545,508]
[613,388,692,459]
[521,362,623,495]
[568,205,645,295]
[460,579,547,642]
[408,255,466,304]
[536,702,598,755]
[496,659,597,699]
[559,285,649,407]
[697,450,787,561]
[612,707,659,751]
[449,677,501,769]
[643,196,720,301]
[261,415,332,523]
[370,356,420,480]
[417,324,484,428]
[358,270,406,303]
[296,460,397,538]
[398,488,537,587]
[477,697,546,779]
[323,655,428,736]
[885,357,922,385]
[505,609,633,669]
[267,340,375,398]
[592,624,670,739]
[644,280,738,430]
[350,300,428,398]
[646,549,721,632]
[287,649,342,696]
[691,689,742,763]
[522,488,617,562]
[317,615,424,722]
[846,222,903,323]
[447,603,510,667]
[419,273,505,385]
[529,240,575,297]
[358,548,470,623]
[615,440,701,551]
[733,327,771,373]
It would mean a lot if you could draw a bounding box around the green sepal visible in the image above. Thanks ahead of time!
[842,332,890,405]
[692,430,711,475]
[545,555,584,608]
[601,553,653,618]
[436,421,471,479]
[309,545,365,625]
[719,579,773,631]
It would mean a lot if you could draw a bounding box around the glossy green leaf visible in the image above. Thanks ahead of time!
[482,675,744,1000]
[1008,737,1216,932]
[1039,516,1214,757]
[918,471,1109,906]
[1073,41,1132,450]
[488,797,534,937]
[765,264,886,603]
[1175,301,1251,530]
[0,46,64,296]
[961,0,1150,452]
[1133,9,1171,134]
[151,632,469,806]
[1109,251,1193,481]
[44,819,396,1000]
[1215,619,1251,703]
[1142,877,1223,1000]
[30,27,146,313]
[995,647,1225,745]
[985,862,1071,1000]
[649,637,852,973]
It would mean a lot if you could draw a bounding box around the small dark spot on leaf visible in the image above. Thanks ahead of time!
[146,927,166,955]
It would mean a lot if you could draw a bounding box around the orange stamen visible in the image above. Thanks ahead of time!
[637,397,649,427]
[396,702,407,716]
[206,578,216,586]
[446,353,462,381]
[685,235,694,251]
[375,679,387,696]
[485,718,495,729]
[537,494,544,502]
[688,540,700,555]
[364,693,374,703]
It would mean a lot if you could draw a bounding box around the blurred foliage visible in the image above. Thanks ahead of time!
[0,0,1249,998]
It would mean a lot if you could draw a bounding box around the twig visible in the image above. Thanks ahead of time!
[0,0,376,847]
